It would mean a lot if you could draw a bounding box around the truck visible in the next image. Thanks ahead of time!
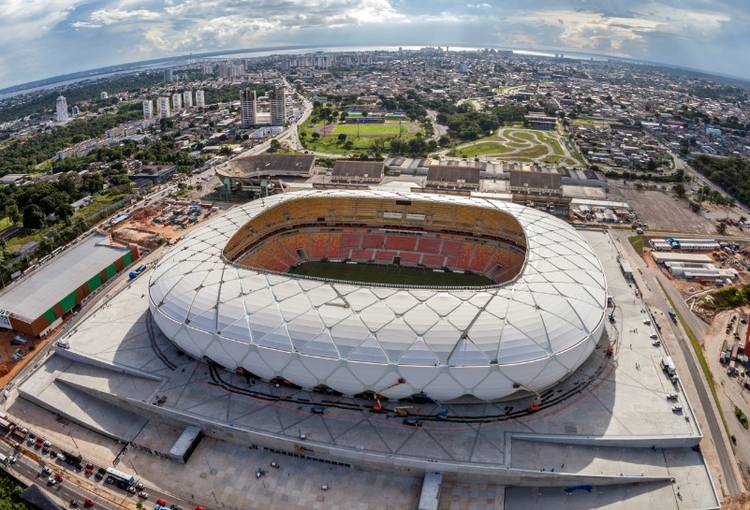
[661,356,676,376]
[128,265,147,280]
[668,309,677,323]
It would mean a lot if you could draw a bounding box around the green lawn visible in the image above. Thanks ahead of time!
[290,261,494,287]
[507,145,549,159]
[332,122,415,136]
[451,142,514,158]
[506,141,529,148]
[542,155,565,165]
[511,131,536,142]
[300,121,421,155]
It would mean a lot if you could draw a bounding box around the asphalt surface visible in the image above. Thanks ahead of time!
[632,244,743,497]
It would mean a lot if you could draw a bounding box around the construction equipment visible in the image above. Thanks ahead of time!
[607,337,617,357]
[415,392,450,420]
[512,383,542,413]
[393,406,413,417]
[372,377,406,412]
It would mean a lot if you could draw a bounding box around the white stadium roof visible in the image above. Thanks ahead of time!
[149,190,607,401]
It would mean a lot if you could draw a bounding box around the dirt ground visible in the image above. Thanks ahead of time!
[620,187,748,236]
[0,329,50,393]
[621,188,715,233]
[112,200,218,247]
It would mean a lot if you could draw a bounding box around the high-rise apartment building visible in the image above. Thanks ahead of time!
[143,99,154,120]
[269,87,287,126]
[55,96,69,123]
[240,89,257,128]
[195,90,205,108]
[183,90,193,109]
[164,69,173,82]
[157,97,171,119]
[172,93,183,112]
[71,106,79,117]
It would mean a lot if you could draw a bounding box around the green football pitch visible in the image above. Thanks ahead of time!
[289,261,494,287]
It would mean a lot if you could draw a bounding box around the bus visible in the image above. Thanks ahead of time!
[106,467,135,486]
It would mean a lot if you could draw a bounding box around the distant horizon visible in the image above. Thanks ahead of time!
[1,1,749,93]
[3,43,749,99]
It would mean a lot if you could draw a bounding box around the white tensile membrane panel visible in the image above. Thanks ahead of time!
[149,190,607,401]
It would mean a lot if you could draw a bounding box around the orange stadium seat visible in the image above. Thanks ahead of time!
[310,233,329,259]
[456,243,474,270]
[385,235,416,251]
[469,244,495,273]
[416,237,440,254]
[421,254,445,268]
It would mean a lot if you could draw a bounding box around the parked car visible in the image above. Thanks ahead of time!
[137,492,149,500]
[69,500,79,508]
[41,466,51,476]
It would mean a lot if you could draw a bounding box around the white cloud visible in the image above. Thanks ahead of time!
[90,9,161,25]
[1,1,749,89]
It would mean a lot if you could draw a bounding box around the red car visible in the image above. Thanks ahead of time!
[155,499,167,506]
[83,497,94,507]
[54,473,63,483]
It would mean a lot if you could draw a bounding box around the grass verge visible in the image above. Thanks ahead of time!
[660,282,729,434]
[628,235,643,255]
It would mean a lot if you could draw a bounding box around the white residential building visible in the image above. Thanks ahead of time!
[143,100,154,120]
[183,90,193,109]
[56,96,69,123]
[269,87,287,126]
[157,97,171,119]
[195,90,205,108]
[172,93,183,112]
[240,89,257,128]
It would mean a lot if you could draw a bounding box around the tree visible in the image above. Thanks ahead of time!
[269,139,281,153]
[6,204,20,226]
[55,203,74,225]
[673,183,686,198]
[81,173,105,194]
[717,222,728,235]
[337,133,348,143]
[23,204,46,229]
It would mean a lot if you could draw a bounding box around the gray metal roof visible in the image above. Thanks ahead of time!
[0,233,132,321]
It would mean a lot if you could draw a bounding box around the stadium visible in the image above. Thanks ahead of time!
[148,190,607,402]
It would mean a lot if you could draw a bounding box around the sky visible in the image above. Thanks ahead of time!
[2,0,749,89]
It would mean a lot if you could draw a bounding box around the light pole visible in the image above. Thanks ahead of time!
[67,432,80,452]
[128,459,138,476]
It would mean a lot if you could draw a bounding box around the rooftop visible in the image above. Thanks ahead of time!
[0,233,132,321]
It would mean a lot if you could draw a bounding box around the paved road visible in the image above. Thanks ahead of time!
[0,440,117,509]
[621,233,742,498]
[656,273,741,497]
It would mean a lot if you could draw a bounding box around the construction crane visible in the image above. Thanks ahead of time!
[512,383,542,413]
[372,377,406,412]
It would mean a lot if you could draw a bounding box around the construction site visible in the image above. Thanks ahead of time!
[108,199,221,249]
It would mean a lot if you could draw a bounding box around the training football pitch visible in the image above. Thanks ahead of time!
[289,261,494,287]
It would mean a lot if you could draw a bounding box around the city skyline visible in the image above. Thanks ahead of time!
[1,1,749,89]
